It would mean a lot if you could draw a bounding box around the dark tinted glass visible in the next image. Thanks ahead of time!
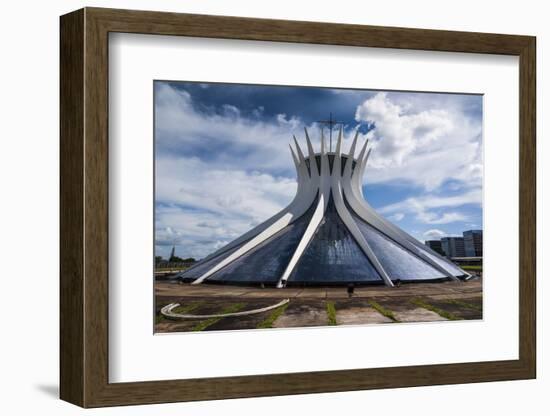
[206,198,318,284]
[289,195,382,284]
[352,212,446,281]
[176,240,248,279]
[305,154,357,176]
[419,248,466,276]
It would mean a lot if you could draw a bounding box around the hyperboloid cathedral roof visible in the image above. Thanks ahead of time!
[177,127,468,287]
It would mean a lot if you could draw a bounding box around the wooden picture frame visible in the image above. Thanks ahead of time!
[60,7,536,408]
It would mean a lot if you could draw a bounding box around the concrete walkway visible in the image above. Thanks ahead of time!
[155,279,482,333]
[155,279,482,300]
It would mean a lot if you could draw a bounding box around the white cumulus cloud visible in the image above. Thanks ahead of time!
[379,189,481,225]
[423,229,447,240]
[387,212,405,222]
[355,92,482,191]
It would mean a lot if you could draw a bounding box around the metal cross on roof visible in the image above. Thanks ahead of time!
[317,112,344,152]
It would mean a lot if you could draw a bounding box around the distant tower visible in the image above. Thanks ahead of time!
[178,125,469,287]
[169,246,176,261]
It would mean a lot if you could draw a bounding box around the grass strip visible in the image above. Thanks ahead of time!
[155,267,189,272]
[460,265,482,272]
[368,300,399,322]
[445,299,482,312]
[411,298,462,321]
[326,301,337,326]
[256,302,290,329]
[192,303,246,332]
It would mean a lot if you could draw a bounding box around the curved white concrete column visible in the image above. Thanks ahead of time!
[191,139,319,284]
[344,167,460,279]
[330,129,393,286]
[188,126,467,286]
[276,132,330,288]
[184,144,310,270]
[344,137,462,279]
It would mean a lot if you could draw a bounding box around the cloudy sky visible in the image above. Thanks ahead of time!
[154,81,483,260]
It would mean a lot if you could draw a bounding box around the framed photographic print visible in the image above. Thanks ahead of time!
[60,7,536,408]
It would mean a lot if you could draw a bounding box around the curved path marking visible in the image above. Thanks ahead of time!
[161,298,290,320]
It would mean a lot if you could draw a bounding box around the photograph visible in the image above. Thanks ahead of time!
[153,81,483,333]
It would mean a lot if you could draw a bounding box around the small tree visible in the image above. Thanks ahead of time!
[182,257,196,263]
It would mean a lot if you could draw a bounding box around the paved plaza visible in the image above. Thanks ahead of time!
[155,279,482,333]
